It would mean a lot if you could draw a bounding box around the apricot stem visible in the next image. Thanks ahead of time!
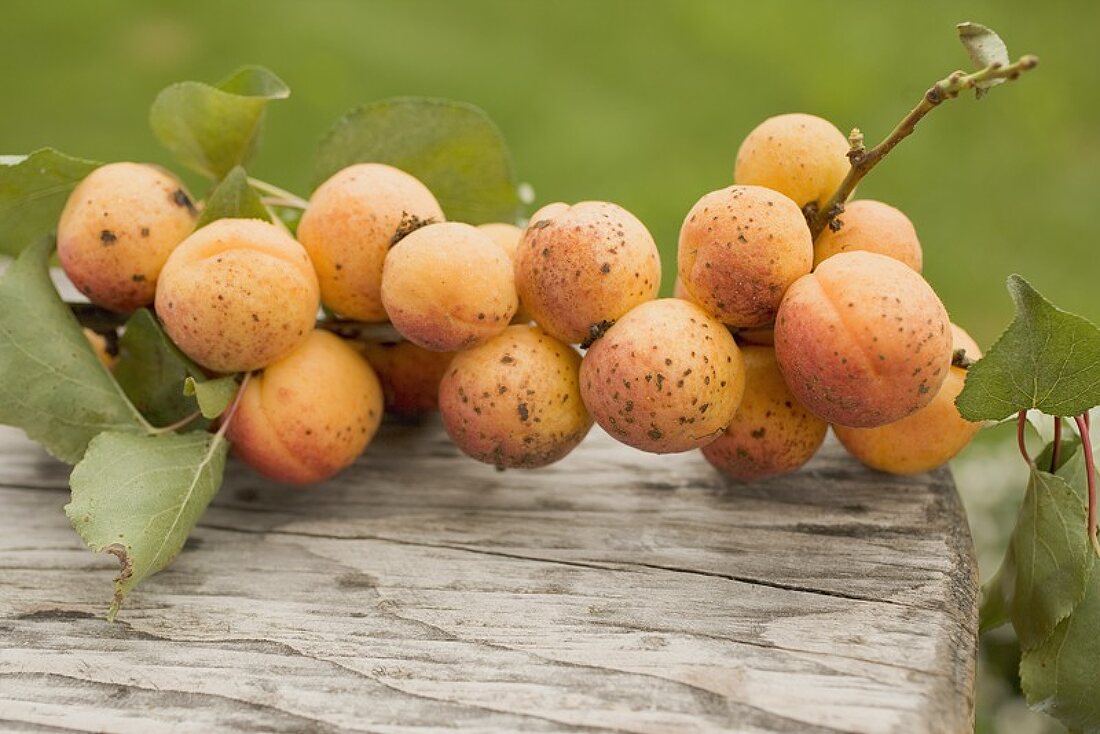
[248,178,310,210]
[1073,413,1100,557]
[808,54,1039,239]
[1017,410,1031,465]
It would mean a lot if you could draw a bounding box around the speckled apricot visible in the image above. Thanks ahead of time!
[774,251,952,428]
[381,222,517,351]
[228,330,383,484]
[734,113,851,209]
[833,325,983,474]
[358,340,454,416]
[478,222,534,324]
[701,346,827,481]
[58,162,197,312]
[155,218,320,373]
[514,201,661,344]
[678,185,812,328]
[813,200,922,272]
[439,324,591,468]
[297,163,444,321]
[579,298,745,454]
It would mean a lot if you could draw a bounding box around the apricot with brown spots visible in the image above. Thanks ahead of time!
[678,185,812,328]
[580,298,745,454]
[478,222,534,323]
[381,222,517,351]
[701,346,827,481]
[734,113,850,209]
[58,162,197,312]
[833,325,983,474]
[514,201,661,344]
[155,218,320,373]
[439,324,591,468]
[358,341,454,416]
[813,200,923,272]
[228,330,383,484]
[297,163,444,322]
[774,251,953,428]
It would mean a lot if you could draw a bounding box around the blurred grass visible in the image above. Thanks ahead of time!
[2,3,1095,729]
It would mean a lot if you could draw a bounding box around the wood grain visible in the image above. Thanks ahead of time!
[0,420,977,733]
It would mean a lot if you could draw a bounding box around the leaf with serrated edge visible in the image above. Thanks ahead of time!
[114,309,207,427]
[957,276,1100,420]
[1020,560,1100,732]
[65,430,228,620]
[194,166,272,228]
[184,375,239,419]
[957,22,1009,98]
[313,97,521,225]
[0,148,100,257]
[150,66,289,179]
[0,238,147,463]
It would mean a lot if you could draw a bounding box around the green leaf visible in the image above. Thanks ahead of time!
[65,430,228,620]
[184,375,239,419]
[956,276,1100,420]
[313,97,521,224]
[113,309,206,427]
[1020,561,1100,732]
[0,148,100,257]
[957,22,1010,97]
[0,238,146,463]
[150,66,289,180]
[979,549,1013,634]
[194,166,272,228]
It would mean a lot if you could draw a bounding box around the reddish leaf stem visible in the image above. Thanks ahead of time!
[1073,413,1100,557]
[1017,410,1031,464]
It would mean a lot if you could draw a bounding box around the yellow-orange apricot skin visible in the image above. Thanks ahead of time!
[358,341,454,416]
[701,346,827,481]
[297,163,444,322]
[773,251,953,428]
[813,200,922,272]
[735,327,775,346]
[514,201,661,344]
[438,324,592,469]
[478,222,533,323]
[678,186,812,328]
[381,222,517,352]
[227,331,383,485]
[57,162,197,312]
[154,218,320,374]
[833,325,983,474]
[733,113,851,209]
[579,298,746,454]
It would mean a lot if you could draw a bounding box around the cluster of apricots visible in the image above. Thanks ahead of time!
[57,112,982,485]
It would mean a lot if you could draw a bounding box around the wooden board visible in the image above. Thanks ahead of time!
[0,421,976,733]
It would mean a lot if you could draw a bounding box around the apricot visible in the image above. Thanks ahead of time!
[155,218,320,373]
[734,113,850,209]
[358,340,454,416]
[701,346,827,481]
[57,162,197,312]
[439,324,591,468]
[479,222,533,323]
[774,251,952,428]
[833,325,983,474]
[297,163,444,321]
[514,201,661,344]
[813,200,922,272]
[228,330,383,484]
[580,298,745,454]
[381,222,517,351]
[678,185,812,327]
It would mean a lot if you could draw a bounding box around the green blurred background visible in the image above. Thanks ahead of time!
[3,1,1095,730]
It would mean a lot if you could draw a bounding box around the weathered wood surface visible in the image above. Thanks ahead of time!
[0,420,976,733]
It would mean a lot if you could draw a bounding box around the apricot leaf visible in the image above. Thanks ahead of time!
[65,430,228,620]
[314,97,521,224]
[0,148,100,256]
[0,238,146,462]
[184,375,238,419]
[957,22,1009,97]
[150,66,289,179]
[194,166,272,228]
[956,276,1100,420]
[114,309,208,427]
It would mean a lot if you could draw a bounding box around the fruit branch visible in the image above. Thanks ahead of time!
[1072,413,1100,556]
[807,53,1039,239]
[248,177,310,209]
